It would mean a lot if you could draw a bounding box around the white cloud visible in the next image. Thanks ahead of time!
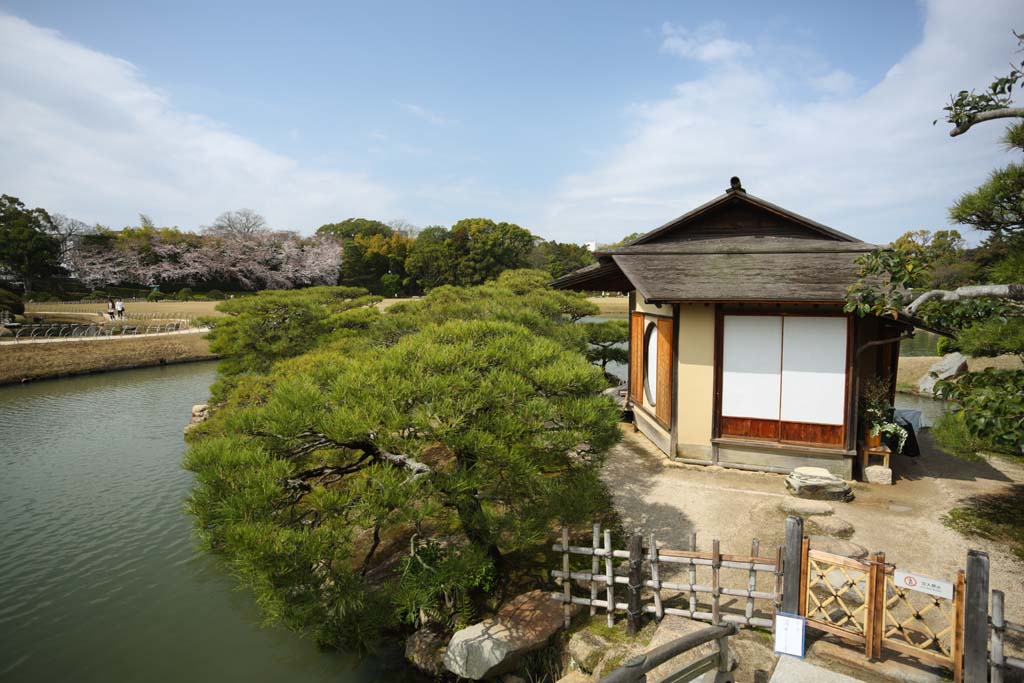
[400,102,457,126]
[661,22,753,63]
[808,68,857,95]
[543,0,1021,245]
[0,14,397,232]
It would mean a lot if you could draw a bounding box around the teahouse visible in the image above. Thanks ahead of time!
[553,178,924,479]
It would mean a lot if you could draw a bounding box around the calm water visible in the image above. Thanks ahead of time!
[0,363,413,682]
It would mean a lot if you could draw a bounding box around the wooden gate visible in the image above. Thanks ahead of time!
[798,538,966,681]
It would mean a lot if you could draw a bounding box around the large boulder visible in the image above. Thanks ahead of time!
[785,467,853,502]
[443,590,574,680]
[863,465,893,485]
[918,352,968,395]
[405,627,448,677]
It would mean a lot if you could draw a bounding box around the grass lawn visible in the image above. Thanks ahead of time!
[0,333,215,384]
[24,300,227,319]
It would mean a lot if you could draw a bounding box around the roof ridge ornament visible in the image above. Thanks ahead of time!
[728,176,746,194]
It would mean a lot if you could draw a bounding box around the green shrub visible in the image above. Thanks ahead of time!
[147,291,165,301]
[207,289,225,300]
[935,368,1024,456]
[175,287,193,301]
[0,288,25,315]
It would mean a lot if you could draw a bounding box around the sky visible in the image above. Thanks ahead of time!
[0,1,1021,245]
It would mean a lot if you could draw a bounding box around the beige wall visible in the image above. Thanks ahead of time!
[676,304,716,460]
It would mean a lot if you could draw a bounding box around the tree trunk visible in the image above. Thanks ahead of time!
[455,494,503,568]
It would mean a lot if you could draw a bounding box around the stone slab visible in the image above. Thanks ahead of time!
[780,498,835,517]
[864,465,893,485]
[770,656,867,682]
[807,515,855,539]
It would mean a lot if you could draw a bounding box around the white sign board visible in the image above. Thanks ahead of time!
[774,612,806,658]
[894,570,953,600]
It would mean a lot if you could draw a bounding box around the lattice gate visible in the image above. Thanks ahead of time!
[798,538,966,682]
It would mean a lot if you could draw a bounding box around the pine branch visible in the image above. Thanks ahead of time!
[905,283,1024,313]
[950,107,1024,136]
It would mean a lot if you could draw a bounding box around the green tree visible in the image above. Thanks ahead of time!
[185,274,619,647]
[448,218,535,286]
[404,225,453,292]
[584,319,629,379]
[0,195,62,293]
[317,218,395,292]
[530,240,596,278]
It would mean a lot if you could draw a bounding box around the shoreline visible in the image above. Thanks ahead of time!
[0,333,218,386]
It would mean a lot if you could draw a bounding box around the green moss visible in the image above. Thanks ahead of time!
[942,485,1024,561]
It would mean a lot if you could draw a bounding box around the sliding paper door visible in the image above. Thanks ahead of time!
[780,317,848,445]
[719,314,849,446]
[720,316,782,439]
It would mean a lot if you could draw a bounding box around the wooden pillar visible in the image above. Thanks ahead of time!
[781,516,804,614]
[627,533,644,635]
[711,538,722,625]
[688,532,698,618]
[963,550,990,683]
[746,539,759,625]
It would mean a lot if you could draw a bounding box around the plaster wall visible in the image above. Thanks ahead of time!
[676,304,715,461]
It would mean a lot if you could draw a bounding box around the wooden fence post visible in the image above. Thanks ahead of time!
[711,538,722,625]
[627,533,644,636]
[954,569,966,683]
[688,532,698,618]
[649,532,664,621]
[991,589,1005,683]
[604,529,615,627]
[746,539,759,625]
[591,523,600,617]
[781,516,804,614]
[562,527,571,628]
[963,550,990,683]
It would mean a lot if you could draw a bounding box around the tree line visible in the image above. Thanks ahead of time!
[0,199,596,297]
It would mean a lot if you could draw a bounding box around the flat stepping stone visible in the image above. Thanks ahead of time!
[807,515,854,539]
[779,498,834,517]
[808,535,868,561]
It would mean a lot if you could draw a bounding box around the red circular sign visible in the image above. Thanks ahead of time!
[903,576,918,588]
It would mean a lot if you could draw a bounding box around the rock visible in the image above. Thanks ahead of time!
[863,465,893,485]
[779,498,834,517]
[567,629,609,673]
[918,352,968,395]
[405,627,448,677]
[807,516,855,539]
[444,590,574,680]
[785,467,853,502]
[705,465,725,473]
[185,404,211,435]
[808,535,868,561]
[500,675,527,683]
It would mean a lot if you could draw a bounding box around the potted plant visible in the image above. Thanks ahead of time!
[858,377,908,453]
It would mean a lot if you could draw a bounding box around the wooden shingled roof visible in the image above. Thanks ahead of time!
[550,179,879,302]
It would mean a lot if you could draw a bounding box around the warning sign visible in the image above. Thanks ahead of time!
[894,569,953,600]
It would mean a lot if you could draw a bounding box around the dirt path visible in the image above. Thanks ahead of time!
[603,425,1024,624]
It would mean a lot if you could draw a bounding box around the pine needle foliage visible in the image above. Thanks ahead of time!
[185,271,622,648]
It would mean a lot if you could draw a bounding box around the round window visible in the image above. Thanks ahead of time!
[644,321,658,406]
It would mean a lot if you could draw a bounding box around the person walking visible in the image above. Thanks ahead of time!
[115,298,125,319]
[106,299,116,321]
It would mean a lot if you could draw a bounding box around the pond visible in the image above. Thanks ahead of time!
[0,363,414,682]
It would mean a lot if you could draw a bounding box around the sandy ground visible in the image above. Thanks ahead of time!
[603,424,1024,627]
[24,300,225,318]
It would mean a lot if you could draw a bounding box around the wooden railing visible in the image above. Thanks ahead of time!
[991,589,1024,683]
[598,623,736,683]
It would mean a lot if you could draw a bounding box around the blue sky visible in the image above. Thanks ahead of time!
[0,1,1021,244]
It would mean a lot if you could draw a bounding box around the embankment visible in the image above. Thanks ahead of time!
[896,354,1023,394]
[0,332,216,385]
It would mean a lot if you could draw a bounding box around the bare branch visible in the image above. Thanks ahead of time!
[950,107,1024,136]
[905,283,1024,313]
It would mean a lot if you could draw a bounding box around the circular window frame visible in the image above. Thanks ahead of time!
[643,321,658,407]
